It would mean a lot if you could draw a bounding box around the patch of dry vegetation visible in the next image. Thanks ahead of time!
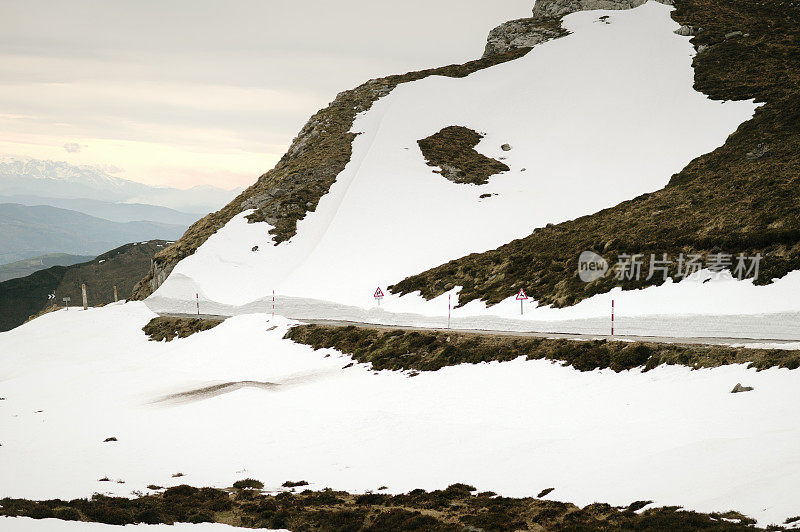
[143,317,223,342]
[0,483,768,531]
[286,324,800,373]
[418,126,510,185]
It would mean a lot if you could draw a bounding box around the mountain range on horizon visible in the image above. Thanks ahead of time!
[0,157,243,214]
[0,203,186,264]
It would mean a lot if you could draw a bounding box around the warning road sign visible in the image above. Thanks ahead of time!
[374,287,385,307]
[515,288,528,316]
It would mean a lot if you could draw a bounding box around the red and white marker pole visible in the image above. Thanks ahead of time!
[272,289,275,320]
[611,299,615,336]
[196,293,200,316]
[448,293,451,329]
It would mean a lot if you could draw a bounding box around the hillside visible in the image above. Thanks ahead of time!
[133,0,784,329]
[392,0,800,309]
[0,253,94,283]
[0,203,185,263]
[0,240,168,331]
[0,194,201,226]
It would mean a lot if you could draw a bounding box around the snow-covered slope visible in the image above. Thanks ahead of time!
[1,305,798,527]
[150,3,760,328]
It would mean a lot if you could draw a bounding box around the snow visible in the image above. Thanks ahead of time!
[152,2,762,330]
[0,518,254,531]
[2,304,799,527]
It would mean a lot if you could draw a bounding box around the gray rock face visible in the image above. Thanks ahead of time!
[731,383,754,393]
[745,143,771,160]
[483,18,565,58]
[674,25,696,36]
[532,0,673,17]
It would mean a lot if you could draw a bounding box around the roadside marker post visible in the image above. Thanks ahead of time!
[611,299,615,336]
[374,287,385,307]
[113,285,118,303]
[47,292,55,307]
[515,288,528,315]
[81,283,88,310]
[196,293,200,316]
[272,289,275,320]
[448,293,451,329]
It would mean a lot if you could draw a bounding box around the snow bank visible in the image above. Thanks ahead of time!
[2,304,799,526]
[153,2,762,326]
[0,517,253,531]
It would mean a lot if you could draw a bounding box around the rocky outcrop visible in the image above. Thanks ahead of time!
[532,0,673,17]
[483,17,568,58]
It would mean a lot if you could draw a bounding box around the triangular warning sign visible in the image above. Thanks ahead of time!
[515,288,528,300]
[374,287,385,299]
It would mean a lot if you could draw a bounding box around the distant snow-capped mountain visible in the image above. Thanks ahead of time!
[0,158,127,188]
[0,157,242,214]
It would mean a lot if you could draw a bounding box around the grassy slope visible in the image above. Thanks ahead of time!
[0,241,167,331]
[391,0,800,308]
[0,483,768,531]
[286,324,800,373]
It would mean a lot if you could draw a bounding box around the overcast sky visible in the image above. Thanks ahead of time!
[0,1,532,190]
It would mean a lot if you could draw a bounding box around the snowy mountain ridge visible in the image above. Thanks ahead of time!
[0,157,127,188]
[0,156,241,214]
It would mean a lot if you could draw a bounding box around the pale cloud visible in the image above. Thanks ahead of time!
[63,141,81,152]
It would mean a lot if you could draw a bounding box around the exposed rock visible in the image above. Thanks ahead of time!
[251,245,259,252]
[674,25,695,36]
[745,143,771,160]
[725,30,744,39]
[483,17,567,58]
[501,144,513,151]
[731,383,754,393]
[532,0,673,17]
